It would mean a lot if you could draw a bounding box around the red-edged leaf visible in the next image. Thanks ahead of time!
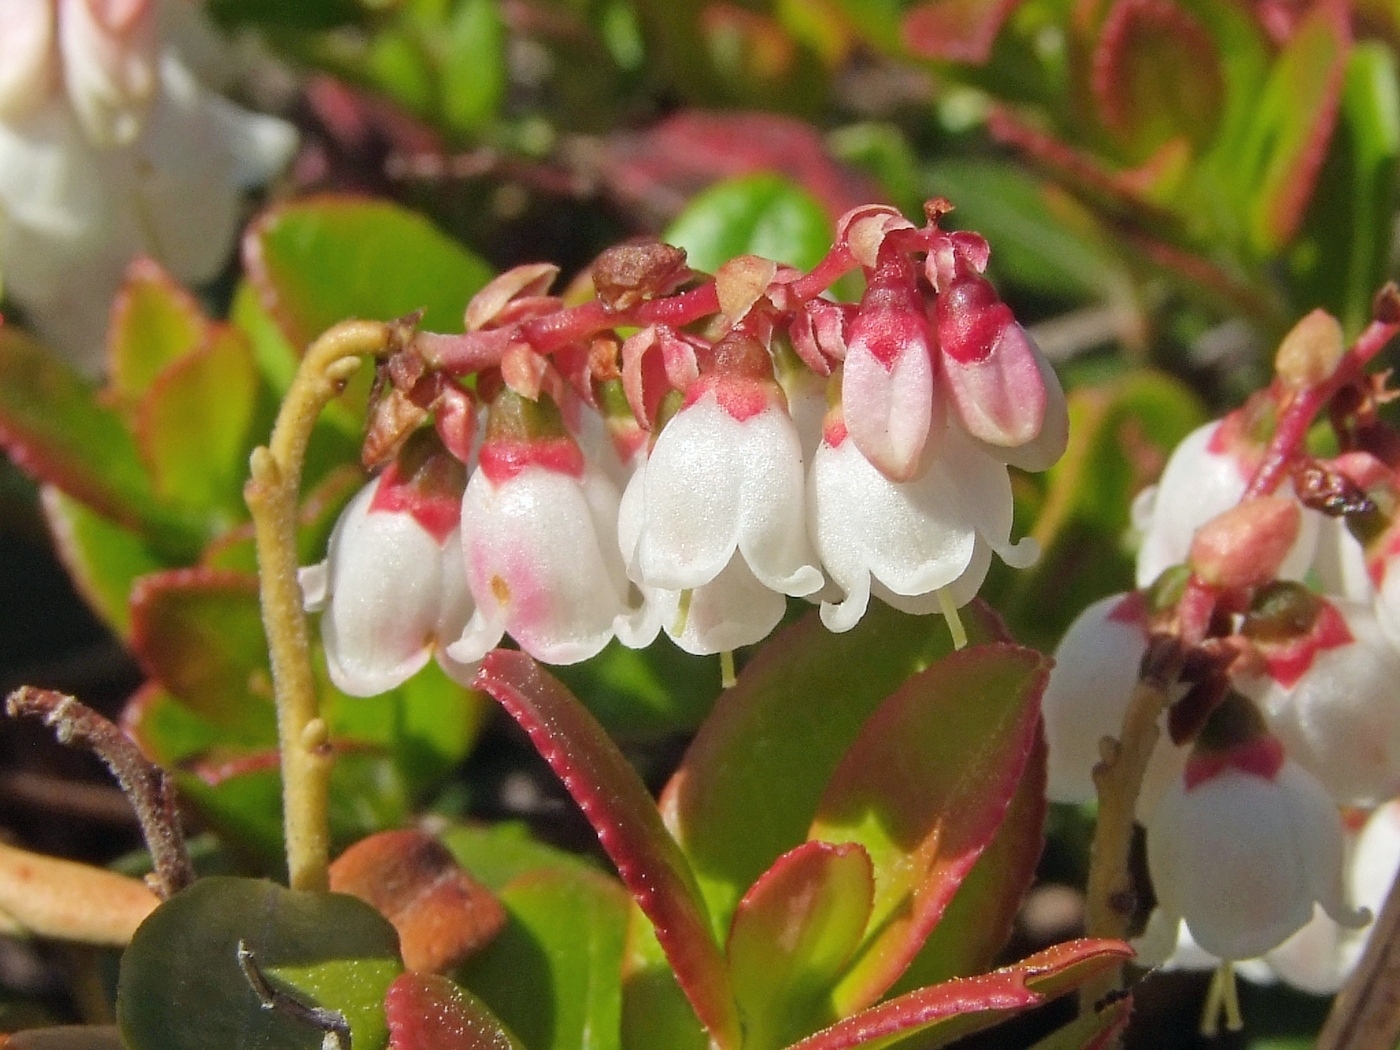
[386,973,524,1050]
[134,325,261,515]
[726,841,874,1050]
[901,0,1026,63]
[0,326,202,554]
[1241,1,1350,251]
[889,731,1048,992]
[783,940,1133,1050]
[128,568,275,736]
[809,643,1048,1012]
[473,650,740,1049]
[1028,991,1133,1050]
[660,601,1006,945]
[106,257,209,404]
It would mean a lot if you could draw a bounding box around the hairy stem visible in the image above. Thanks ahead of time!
[244,318,405,892]
[6,687,193,898]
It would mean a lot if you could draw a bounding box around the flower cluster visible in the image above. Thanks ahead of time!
[1043,308,1400,984]
[0,0,297,371]
[301,201,1066,696]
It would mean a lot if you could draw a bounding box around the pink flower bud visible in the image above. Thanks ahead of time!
[1189,496,1301,589]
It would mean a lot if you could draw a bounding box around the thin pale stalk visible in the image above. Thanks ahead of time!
[244,318,399,891]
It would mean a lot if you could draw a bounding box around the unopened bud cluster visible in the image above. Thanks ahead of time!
[1043,317,1400,981]
[301,201,1066,696]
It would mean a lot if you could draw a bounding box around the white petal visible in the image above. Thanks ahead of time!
[60,0,158,146]
[841,337,936,482]
[0,0,56,122]
[660,555,787,655]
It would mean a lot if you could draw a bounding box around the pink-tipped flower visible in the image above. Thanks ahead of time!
[627,333,824,600]
[807,402,1034,633]
[300,447,476,697]
[1141,732,1366,962]
[449,392,634,666]
[840,245,938,482]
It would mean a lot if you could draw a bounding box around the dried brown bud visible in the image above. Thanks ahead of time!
[592,243,690,311]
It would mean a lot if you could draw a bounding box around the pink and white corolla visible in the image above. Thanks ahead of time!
[1139,732,1367,963]
[448,393,635,666]
[0,0,297,370]
[624,332,824,604]
[299,452,476,697]
[806,400,1034,634]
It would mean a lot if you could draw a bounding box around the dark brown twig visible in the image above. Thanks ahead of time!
[6,686,193,899]
[1317,867,1400,1049]
[237,941,351,1049]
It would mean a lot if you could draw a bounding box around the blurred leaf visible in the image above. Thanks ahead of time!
[664,174,833,274]
[208,0,362,29]
[243,196,493,348]
[0,327,203,556]
[829,123,922,218]
[661,600,1005,941]
[441,0,506,136]
[118,876,401,1050]
[459,868,630,1050]
[135,327,261,518]
[810,644,1047,1012]
[106,258,209,405]
[1027,992,1132,1049]
[474,650,739,1048]
[385,973,524,1050]
[549,635,721,740]
[901,0,1025,63]
[726,841,875,1050]
[202,463,364,574]
[41,487,164,639]
[782,940,1133,1050]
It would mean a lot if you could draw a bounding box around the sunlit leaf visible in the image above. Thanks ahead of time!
[386,973,524,1050]
[664,174,834,274]
[106,258,209,405]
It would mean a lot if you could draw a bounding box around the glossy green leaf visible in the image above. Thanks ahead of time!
[135,326,261,517]
[663,174,833,275]
[41,487,164,639]
[106,258,209,404]
[441,0,506,136]
[475,650,740,1049]
[459,868,629,1050]
[385,973,524,1050]
[726,841,875,1050]
[128,568,275,737]
[783,940,1133,1050]
[244,196,493,349]
[810,644,1048,1011]
[0,327,202,555]
[118,876,401,1050]
[660,600,1005,941]
[440,822,606,892]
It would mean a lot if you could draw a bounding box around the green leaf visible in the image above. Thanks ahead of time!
[385,973,524,1050]
[725,842,875,1050]
[244,196,493,348]
[106,258,209,405]
[118,876,401,1050]
[661,600,1005,943]
[663,174,833,274]
[458,868,630,1050]
[441,0,506,136]
[1027,993,1132,1050]
[809,644,1048,1012]
[41,488,165,639]
[0,327,203,555]
[135,326,262,518]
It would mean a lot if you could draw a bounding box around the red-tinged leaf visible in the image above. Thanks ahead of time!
[809,643,1048,1012]
[106,257,208,404]
[890,731,1048,993]
[134,325,261,516]
[783,940,1134,1050]
[41,487,165,639]
[1028,992,1132,1050]
[243,195,492,349]
[661,601,1006,943]
[901,0,1025,63]
[601,111,885,227]
[1241,1,1350,251]
[473,650,740,1050]
[128,568,275,736]
[386,973,523,1050]
[1090,0,1223,161]
[726,841,874,1050]
[0,326,202,554]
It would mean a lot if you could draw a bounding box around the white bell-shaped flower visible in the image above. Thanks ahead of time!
[807,405,1033,633]
[628,333,823,600]
[1143,731,1366,962]
[449,393,633,666]
[300,457,475,697]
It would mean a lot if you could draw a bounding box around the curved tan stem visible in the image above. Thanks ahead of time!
[244,318,401,891]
